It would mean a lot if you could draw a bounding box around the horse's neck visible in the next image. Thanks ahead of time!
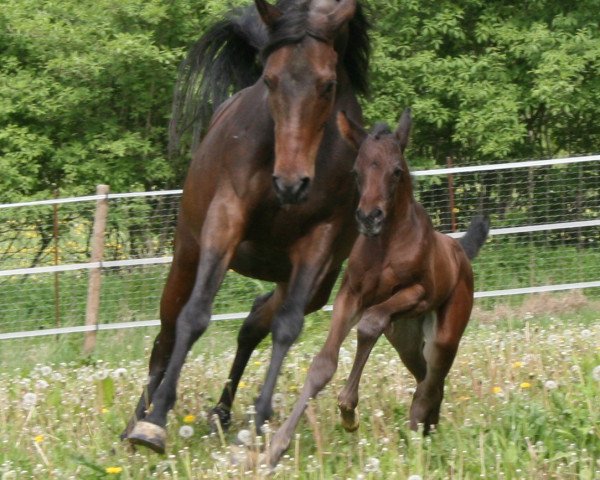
[387,185,421,238]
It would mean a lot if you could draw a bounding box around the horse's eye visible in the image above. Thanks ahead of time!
[393,167,402,177]
[321,80,336,97]
[263,76,275,90]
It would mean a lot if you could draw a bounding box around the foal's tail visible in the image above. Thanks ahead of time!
[459,215,490,260]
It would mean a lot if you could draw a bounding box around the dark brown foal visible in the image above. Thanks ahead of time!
[268,109,489,466]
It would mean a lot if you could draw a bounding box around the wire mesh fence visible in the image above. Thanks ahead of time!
[1,155,599,338]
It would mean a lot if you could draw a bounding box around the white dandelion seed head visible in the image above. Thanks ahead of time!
[22,392,37,409]
[592,365,600,382]
[373,409,384,418]
[544,380,558,390]
[237,429,253,447]
[94,370,108,381]
[271,393,285,409]
[364,457,381,473]
[110,368,128,379]
[35,380,49,390]
[178,425,194,439]
[405,387,416,396]
[39,366,52,377]
[408,475,423,480]
[570,365,581,373]
[580,329,592,339]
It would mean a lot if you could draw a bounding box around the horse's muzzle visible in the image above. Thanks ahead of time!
[272,175,311,205]
[356,208,384,237]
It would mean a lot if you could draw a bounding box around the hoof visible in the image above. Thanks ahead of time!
[339,407,359,432]
[209,404,231,433]
[128,421,167,454]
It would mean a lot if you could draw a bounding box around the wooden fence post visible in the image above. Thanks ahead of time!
[83,184,109,355]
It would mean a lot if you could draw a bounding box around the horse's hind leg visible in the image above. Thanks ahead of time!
[121,237,198,440]
[209,287,285,430]
[384,315,427,383]
[410,282,472,434]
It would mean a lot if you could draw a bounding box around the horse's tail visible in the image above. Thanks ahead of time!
[169,6,266,156]
[459,215,490,260]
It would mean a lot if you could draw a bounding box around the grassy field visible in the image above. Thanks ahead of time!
[0,294,599,479]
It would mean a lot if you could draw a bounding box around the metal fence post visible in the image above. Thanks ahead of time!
[83,185,109,355]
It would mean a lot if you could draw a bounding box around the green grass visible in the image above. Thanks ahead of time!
[1,299,599,479]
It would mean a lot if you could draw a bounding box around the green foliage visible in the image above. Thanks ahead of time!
[2,0,600,202]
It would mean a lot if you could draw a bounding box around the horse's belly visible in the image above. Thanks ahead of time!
[229,241,292,283]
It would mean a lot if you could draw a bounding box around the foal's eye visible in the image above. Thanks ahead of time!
[263,76,275,90]
[393,167,403,178]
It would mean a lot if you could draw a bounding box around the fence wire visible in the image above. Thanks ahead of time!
[1,156,599,337]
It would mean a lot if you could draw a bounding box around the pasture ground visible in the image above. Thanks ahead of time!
[1,293,599,479]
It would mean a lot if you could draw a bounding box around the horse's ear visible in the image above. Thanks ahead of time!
[337,111,367,151]
[255,0,283,30]
[395,108,412,153]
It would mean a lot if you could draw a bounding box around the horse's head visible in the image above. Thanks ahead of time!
[256,0,357,204]
[337,109,412,236]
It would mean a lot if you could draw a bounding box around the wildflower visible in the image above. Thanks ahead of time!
[179,425,194,439]
[105,466,123,474]
[39,366,53,376]
[491,386,503,395]
[408,475,423,480]
[238,381,247,389]
[544,380,558,390]
[520,382,532,389]
[512,361,524,368]
[253,361,262,366]
[272,393,285,409]
[592,365,600,382]
[101,408,109,414]
[36,380,49,390]
[237,429,253,447]
[364,457,381,473]
[34,435,44,443]
[183,415,196,424]
[22,392,37,409]
[94,370,108,381]
[110,368,128,379]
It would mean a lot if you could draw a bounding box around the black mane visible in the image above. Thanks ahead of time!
[170,0,371,154]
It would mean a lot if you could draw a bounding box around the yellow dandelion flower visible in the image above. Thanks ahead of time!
[512,361,523,368]
[491,386,503,395]
[101,407,109,414]
[301,367,308,373]
[34,435,44,443]
[105,466,123,474]
[457,396,470,402]
[239,381,247,389]
[288,385,298,392]
[253,361,262,366]
[520,382,532,389]
[183,414,196,424]
[452,207,460,213]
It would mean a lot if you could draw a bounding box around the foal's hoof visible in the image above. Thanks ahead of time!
[128,421,167,454]
[339,407,360,432]
[209,404,231,433]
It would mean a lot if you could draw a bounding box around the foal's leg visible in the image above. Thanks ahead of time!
[209,287,286,429]
[409,282,472,434]
[268,286,360,466]
[338,284,426,431]
[253,225,341,429]
[121,236,198,439]
[337,306,389,431]
[128,198,246,453]
[383,315,429,383]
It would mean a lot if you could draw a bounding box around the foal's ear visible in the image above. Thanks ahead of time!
[337,111,367,151]
[395,108,412,153]
[255,0,283,30]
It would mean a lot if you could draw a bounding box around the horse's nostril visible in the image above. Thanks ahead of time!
[372,208,383,220]
[272,175,311,204]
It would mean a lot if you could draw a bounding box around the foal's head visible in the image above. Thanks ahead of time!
[337,109,412,236]
[256,0,360,204]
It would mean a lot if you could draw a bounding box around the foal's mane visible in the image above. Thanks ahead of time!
[169,0,370,154]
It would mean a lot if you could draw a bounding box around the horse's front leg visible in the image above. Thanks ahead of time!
[128,196,246,453]
[253,223,339,430]
[338,284,425,431]
[268,286,360,467]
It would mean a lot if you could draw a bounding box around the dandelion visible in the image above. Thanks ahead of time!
[22,392,37,409]
[491,386,503,395]
[272,393,285,409]
[110,368,128,379]
[592,365,600,382]
[183,414,196,424]
[544,380,558,390]
[512,361,524,368]
[520,382,532,389]
[237,429,253,447]
[39,366,53,376]
[238,381,247,389]
[408,475,423,480]
[101,408,109,414]
[105,466,123,474]
[179,425,194,439]
[35,379,49,390]
[364,457,381,473]
[34,435,44,443]
[253,361,262,366]
[94,370,108,381]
